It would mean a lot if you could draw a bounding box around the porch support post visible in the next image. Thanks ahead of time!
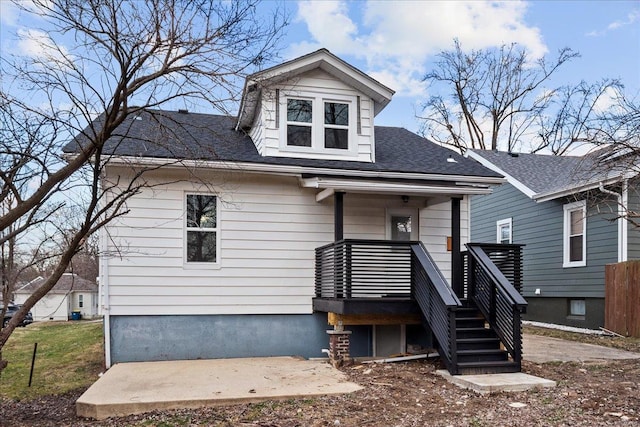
[334,191,345,241]
[451,197,462,297]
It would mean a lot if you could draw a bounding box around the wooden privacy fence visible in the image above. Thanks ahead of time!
[605,260,640,337]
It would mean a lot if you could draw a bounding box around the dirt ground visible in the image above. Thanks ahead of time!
[2,355,639,427]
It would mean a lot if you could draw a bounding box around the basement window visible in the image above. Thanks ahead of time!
[568,299,586,318]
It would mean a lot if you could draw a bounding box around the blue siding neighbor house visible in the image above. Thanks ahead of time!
[467,150,639,329]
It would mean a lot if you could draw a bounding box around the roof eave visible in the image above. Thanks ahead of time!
[534,172,637,202]
[104,155,506,185]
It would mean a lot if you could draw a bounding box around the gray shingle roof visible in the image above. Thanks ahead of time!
[17,274,97,294]
[64,110,501,179]
[467,149,600,195]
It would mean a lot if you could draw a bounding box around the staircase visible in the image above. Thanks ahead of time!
[453,301,519,374]
[411,242,527,376]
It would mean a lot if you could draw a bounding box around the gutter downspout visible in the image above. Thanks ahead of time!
[98,177,112,368]
[599,181,627,262]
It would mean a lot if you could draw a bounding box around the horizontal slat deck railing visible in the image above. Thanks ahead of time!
[467,243,524,293]
[465,243,527,369]
[315,240,414,298]
[411,242,461,374]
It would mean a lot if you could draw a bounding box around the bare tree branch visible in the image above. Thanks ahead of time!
[0,0,287,372]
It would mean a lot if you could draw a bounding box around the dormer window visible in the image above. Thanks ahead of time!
[324,102,349,149]
[286,99,313,147]
[281,91,356,155]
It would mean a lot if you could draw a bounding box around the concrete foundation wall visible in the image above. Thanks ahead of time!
[524,297,605,330]
[110,313,332,363]
[109,314,429,363]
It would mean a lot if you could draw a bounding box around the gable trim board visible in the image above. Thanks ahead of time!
[466,150,535,198]
[237,49,395,131]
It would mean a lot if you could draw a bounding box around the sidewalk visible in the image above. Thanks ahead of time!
[523,334,640,363]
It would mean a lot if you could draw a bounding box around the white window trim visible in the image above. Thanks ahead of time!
[279,90,358,157]
[184,192,221,269]
[496,218,512,244]
[563,200,586,268]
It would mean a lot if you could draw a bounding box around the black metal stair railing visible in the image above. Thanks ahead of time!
[411,242,462,374]
[464,243,527,370]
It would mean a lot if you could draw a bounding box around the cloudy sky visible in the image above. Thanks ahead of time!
[1,0,638,133]
[280,0,639,130]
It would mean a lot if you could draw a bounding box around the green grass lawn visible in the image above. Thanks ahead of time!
[0,321,104,400]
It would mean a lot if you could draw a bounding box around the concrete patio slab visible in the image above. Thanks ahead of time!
[435,370,556,395]
[76,356,362,420]
[523,334,640,363]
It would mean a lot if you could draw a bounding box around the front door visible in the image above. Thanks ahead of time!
[387,209,419,241]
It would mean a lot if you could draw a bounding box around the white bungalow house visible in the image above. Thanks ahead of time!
[14,273,99,321]
[64,49,527,375]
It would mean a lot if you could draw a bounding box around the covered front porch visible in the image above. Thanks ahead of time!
[303,179,527,375]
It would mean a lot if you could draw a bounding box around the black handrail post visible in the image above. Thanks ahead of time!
[467,254,475,300]
[345,241,352,299]
[449,308,458,374]
[451,197,462,297]
[335,242,344,298]
[334,192,344,241]
[315,248,321,297]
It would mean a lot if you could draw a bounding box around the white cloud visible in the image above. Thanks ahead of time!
[16,28,72,63]
[291,0,547,95]
[587,9,640,37]
[593,85,623,114]
[0,1,19,26]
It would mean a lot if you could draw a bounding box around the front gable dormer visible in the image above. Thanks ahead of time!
[236,49,394,163]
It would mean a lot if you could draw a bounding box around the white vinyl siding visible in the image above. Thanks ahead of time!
[252,69,375,162]
[419,197,468,284]
[103,167,465,316]
[563,201,586,268]
[104,169,332,316]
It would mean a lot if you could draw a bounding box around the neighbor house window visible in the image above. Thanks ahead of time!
[563,201,586,267]
[569,299,586,318]
[281,92,355,153]
[186,194,218,263]
[78,294,84,308]
[496,218,512,244]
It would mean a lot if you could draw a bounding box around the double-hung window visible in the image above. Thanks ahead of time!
[185,194,218,264]
[323,102,349,149]
[283,92,355,153]
[286,99,313,147]
[563,201,586,267]
[496,218,512,244]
